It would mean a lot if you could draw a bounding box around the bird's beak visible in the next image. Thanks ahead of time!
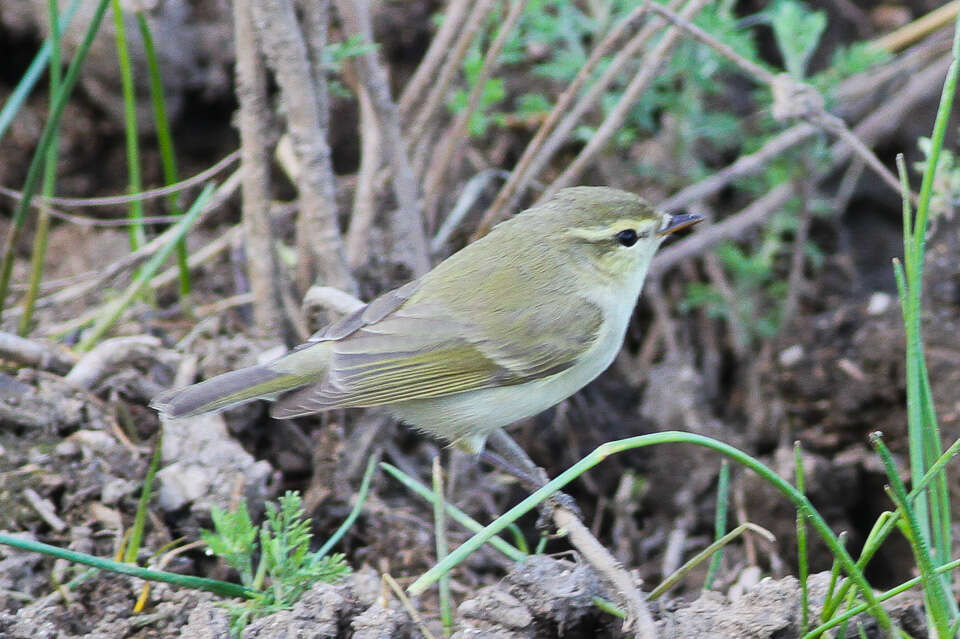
[657,212,704,236]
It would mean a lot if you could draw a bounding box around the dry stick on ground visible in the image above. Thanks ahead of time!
[233,0,287,343]
[300,0,363,280]
[486,430,656,637]
[871,0,959,53]
[477,1,687,236]
[5,172,241,322]
[541,0,710,200]
[65,335,164,390]
[833,31,951,115]
[397,0,472,121]
[407,0,497,150]
[421,0,530,226]
[344,61,382,268]
[0,150,240,209]
[554,507,658,638]
[659,123,818,211]
[250,0,355,295]
[0,331,77,374]
[649,52,952,280]
[335,0,430,277]
[474,1,651,235]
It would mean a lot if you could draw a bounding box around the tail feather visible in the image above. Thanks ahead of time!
[151,365,320,418]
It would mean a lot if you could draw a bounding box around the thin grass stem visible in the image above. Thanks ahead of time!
[703,459,729,590]
[649,523,773,600]
[17,0,63,336]
[0,532,251,598]
[315,452,379,559]
[407,431,894,633]
[0,0,112,320]
[871,433,953,635]
[795,442,810,635]
[380,462,526,561]
[124,431,163,564]
[0,0,82,143]
[432,458,453,637]
[110,0,146,252]
[76,183,213,351]
[136,12,190,301]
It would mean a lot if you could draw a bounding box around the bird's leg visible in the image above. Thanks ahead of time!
[485,429,582,525]
[478,449,547,488]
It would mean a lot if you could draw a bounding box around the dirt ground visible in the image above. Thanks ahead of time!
[2,0,960,637]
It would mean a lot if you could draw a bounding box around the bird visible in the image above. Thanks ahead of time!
[151,186,702,455]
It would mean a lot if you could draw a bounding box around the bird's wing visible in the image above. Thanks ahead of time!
[271,292,603,416]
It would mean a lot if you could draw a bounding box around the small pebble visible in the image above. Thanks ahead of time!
[778,345,804,367]
[867,292,892,315]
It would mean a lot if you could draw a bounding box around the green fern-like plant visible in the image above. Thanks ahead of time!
[202,492,351,635]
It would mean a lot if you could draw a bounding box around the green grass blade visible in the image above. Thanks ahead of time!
[0,532,253,598]
[822,436,960,618]
[0,0,113,321]
[315,452,379,559]
[124,431,163,564]
[136,12,190,301]
[795,442,810,635]
[871,433,953,636]
[407,431,895,633]
[819,531,846,622]
[805,554,960,638]
[0,0,83,143]
[380,462,526,561]
[16,0,63,336]
[76,183,214,351]
[892,8,960,623]
[703,459,729,590]
[110,0,146,252]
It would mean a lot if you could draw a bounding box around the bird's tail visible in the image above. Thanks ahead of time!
[151,343,328,418]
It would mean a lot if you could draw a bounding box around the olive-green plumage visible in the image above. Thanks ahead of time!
[151,186,701,453]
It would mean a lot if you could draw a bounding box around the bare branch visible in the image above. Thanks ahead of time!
[398,0,473,120]
[650,53,952,279]
[251,0,356,294]
[475,1,652,235]
[422,0,530,224]
[543,0,710,199]
[344,62,382,268]
[335,0,430,276]
[233,0,287,341]
[408,0,497,149]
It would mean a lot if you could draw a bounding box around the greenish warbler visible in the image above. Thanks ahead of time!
[152,187,702,454]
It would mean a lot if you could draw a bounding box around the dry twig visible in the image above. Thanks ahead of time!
[651,52,951,280]
[0,331,77,374]
[475,2,651,234]
[542,0,710,199]
[407,0,497,148]
[344,62,382,268]
[476,0,684,236]
[335,0,430,277]
[422,0,530,225]
[233,0,287,342]
[645,1,904,198]
[398,0,472,120]
[5,172,241,322]
[250,0,355,294]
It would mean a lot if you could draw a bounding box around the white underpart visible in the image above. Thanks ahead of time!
[389,238,660,453]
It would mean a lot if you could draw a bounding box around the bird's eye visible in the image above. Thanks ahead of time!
[616,229,639,247]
